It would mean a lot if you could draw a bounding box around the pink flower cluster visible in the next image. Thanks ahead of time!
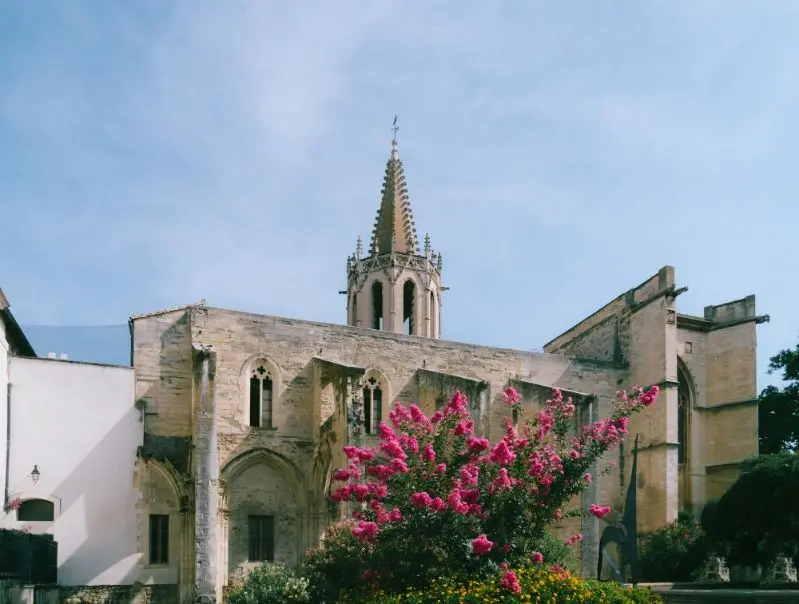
[326,382,660,586]
[589,504,612,519]
[499,568,521,593]
[3,497,21,512]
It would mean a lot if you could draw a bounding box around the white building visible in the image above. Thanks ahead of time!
[0,288,141,586]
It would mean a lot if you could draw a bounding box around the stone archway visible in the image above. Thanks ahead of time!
[221,448,308,575]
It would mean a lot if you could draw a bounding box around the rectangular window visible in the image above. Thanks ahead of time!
[248,515,275,562]
[149,514,169,565]
[262,379,273,428]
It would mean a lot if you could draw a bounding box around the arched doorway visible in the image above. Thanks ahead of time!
[222,449,306,575]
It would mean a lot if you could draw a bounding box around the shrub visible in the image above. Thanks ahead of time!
[301,520,366,603]
[319,385,659,597]
[340,566,662,603]
[639,514,709,582]
[701,452,799,571]
[226,561,310,604]
[534,529,579,571]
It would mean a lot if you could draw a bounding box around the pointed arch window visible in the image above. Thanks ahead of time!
[362,376,383,435]
[371,282,384,330]
[249,363,274,428]
[403,280,416,335]
[677,369,691,465]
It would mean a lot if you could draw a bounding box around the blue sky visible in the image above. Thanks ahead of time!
[1,2,797,387]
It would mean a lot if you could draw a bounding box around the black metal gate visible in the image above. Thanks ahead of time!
[0,529,57,584]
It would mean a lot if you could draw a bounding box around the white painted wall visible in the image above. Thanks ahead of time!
[0,318,9,513]
[2,357,141,586]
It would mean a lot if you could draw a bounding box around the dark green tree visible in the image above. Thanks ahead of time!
[701,452,799,571]
[758,339,799,454]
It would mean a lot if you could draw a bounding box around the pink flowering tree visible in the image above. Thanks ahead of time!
[315,385,659,596]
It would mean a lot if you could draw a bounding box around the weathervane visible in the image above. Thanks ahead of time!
[391,114,399,143]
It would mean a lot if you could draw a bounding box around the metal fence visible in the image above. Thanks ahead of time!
[0,530,57,585]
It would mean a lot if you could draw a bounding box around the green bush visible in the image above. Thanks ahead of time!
[701,452,799,571]
[300,520,368,603]
[340,566,662,603]
[301,523,579,602]
[226,561,310,604]
[639,514,709,582]
[533,529,579,571]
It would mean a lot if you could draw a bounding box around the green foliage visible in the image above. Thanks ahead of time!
[320,387,658,598]
[339,566,662,603]
[226,561,310,604]
[303,525,578,603]
[536,529,579,571]
[758,339,799,454]
[701,451,799,570]
[639,514,709,582]
[301,521,366,604]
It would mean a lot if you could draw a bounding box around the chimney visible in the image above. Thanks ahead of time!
[59,353,68,360]
[47,352,56,359]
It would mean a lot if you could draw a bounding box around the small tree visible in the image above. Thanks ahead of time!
[701,451,799,571]
[639,513,709,582]
[759,339,799,455]
[312,385,659,597]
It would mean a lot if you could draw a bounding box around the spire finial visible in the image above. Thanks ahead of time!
[391,114,399,144]
[424,233,431,258]
[356,235,363,259]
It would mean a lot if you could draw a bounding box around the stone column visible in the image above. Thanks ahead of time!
[424,288,432,338]
[193,345,220,603]
[388,278,397,332]
[217,480,230,593]
[179,491,195,604]
[579,396,599,578]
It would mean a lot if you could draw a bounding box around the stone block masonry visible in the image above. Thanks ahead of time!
[128,260,765,597]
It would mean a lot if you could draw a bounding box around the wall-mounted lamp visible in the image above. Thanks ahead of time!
[30,465,40,484]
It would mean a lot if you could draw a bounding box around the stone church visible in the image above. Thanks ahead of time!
[129,137,767,602]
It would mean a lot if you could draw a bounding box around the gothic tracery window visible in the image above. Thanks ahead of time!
[249,363,274,428]
[362,376,383,435]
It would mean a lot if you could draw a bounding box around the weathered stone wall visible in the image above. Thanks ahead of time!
[676,297,762,511]
[132,309,194,473]
[226,460,301,571]
[542,266,764,532]
[130,285,763,587]
[544,267,680,532]
[134,460,182,585]
[130,305,630,582]
[188,306,627,462]
[58,584,178,604]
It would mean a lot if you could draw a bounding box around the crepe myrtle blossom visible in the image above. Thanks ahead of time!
[325,384,660,591]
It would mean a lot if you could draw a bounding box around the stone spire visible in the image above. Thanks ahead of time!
[369,136,419,256]
[346,120,443,339]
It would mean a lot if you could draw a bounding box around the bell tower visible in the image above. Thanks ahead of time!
[345,120,444,338]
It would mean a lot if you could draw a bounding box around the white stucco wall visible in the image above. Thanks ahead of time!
[2,357,141,586]
[0,318,8,512]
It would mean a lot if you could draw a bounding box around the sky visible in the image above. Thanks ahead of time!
[1,1,797,387]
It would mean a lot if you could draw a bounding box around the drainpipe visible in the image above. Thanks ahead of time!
[4,383,10,507]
